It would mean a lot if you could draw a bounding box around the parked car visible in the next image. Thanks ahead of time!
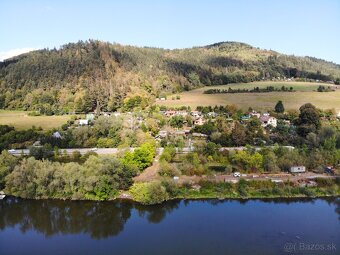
[324,167,335,175]
[233,172,241,177]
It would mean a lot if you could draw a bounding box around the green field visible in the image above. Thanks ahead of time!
[196,81,332,92]
[0,110,73,130]
[157,81,340,111]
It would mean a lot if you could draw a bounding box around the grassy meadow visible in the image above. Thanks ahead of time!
[157,81,340,111]
[0,110,73,130]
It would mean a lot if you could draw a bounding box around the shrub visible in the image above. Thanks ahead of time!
[159,160,180,177]
[129,182,169,205]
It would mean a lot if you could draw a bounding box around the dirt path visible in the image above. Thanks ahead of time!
[133,148,163,182]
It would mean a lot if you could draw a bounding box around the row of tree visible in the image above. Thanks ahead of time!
[204,86,294,94]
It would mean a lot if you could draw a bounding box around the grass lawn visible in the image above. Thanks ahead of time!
[0,110,73,130]
[193,81,332,92]
[157,81,340,111]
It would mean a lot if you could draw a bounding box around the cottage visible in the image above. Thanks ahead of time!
[249,111,260,118]
[207,112,218,118]
[290,166,306,173]
[159,130,168,138]
[260,116,277,127]
[191,111,202,118]
[164,110,177,117]
[176,110,188,117]
[194,117,205,126]
[192,132,208,138]
[52,131,62,139]
[79,119,89,125]
[241,115,251,121]
[33,141,41,147]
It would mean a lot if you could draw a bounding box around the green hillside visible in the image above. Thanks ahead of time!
[0,40,339,114]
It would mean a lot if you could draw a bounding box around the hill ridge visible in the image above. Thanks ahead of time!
[0,40,339,113]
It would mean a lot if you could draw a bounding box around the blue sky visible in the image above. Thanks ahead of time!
[1,0,340,63]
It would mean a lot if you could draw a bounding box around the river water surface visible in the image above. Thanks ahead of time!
[0,197,339,255]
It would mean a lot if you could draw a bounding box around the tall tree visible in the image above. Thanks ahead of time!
[296,103,321,137]
[275,100,285,113]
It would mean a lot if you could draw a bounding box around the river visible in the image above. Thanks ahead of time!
[0,197,339,255]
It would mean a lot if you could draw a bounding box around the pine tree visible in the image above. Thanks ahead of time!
[275,100,285,113]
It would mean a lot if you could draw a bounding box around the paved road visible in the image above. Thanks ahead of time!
[8,147,164,156]
[9,148,131,156]
[8,145,295,156]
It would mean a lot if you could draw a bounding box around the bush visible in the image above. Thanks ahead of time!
[161,179,179,197]
[129,182,169,205]
[160,146,176,162]
[314,178,335,187]
[159,160,180,177]
[122,142,156,171]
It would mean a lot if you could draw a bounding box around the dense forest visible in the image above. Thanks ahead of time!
[1,40,340,114]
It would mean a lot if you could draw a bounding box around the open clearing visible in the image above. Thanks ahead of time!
[157,81,340,111]
[0,110,73,130]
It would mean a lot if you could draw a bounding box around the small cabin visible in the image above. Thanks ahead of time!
[52,131,62,139]
[290,166,306,173]
[159,130,168,138]
[79,119,89,125]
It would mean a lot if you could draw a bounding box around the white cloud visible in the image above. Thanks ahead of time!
[0,48,37,61]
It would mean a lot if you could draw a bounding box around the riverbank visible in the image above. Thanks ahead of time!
[3,177,339,205]
[125,178,340,205]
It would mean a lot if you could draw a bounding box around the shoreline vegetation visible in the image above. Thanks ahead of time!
[126,178,339,205]
[2,184,339,205]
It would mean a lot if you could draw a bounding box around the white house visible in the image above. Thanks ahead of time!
[260,115,277,127]
[176,110,188,117]
[164,110,177,117]
[249,111,261,118]
[52,131,62,139]
[290,166,306,173]
[159,130,168,138]
[191,111,202,118]
[207,112,218,118]
[79,119,89,125]
[194,117,205,126]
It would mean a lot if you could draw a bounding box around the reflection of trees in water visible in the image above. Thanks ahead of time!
[334,198,340,220]
[0,197,338,239]
[0,198,180,239]
[134,200,180,224]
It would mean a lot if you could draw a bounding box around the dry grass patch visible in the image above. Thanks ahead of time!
[157,82,340,111]
[0,110,73,130]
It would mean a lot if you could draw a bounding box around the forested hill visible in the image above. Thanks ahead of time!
[1,40,339,114]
